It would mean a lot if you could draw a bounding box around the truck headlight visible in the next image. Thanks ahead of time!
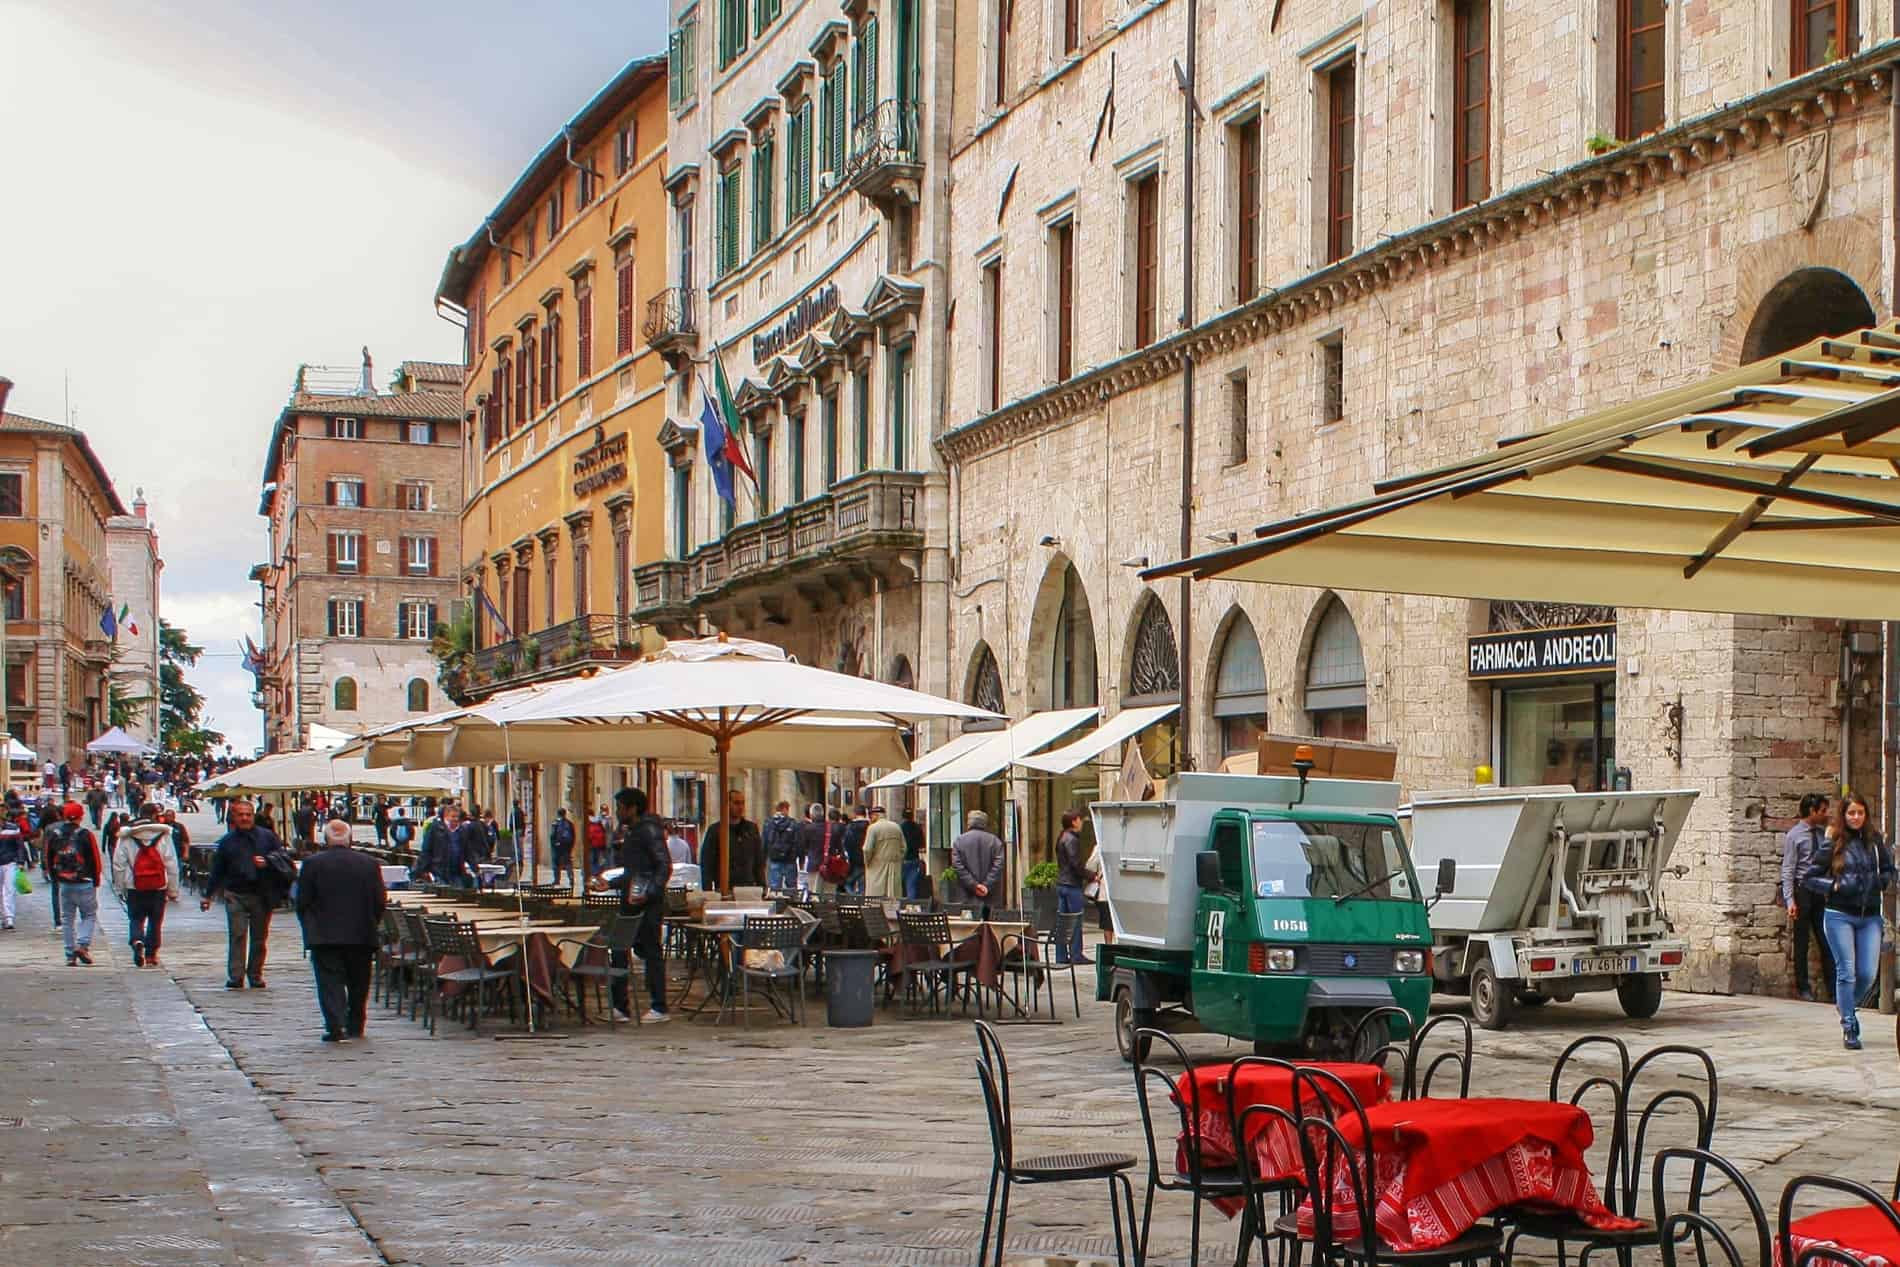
[1265,947,1297,972]
[1394,950,1425,974]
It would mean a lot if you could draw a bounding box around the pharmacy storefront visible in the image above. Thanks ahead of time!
[1470,621,1620,793]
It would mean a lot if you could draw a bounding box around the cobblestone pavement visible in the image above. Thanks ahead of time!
[4,809,1899,1266]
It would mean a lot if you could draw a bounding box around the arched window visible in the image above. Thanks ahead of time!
[1050,564,1098,710]
[1125,594,1181,702]
[333,677,358,712]
[1304,599,1366,740]
[1741,267,1875,362]
[887,655,915,692]
[407,679,430,712]
[968,644,1005,713]
[1212,613,1268,757]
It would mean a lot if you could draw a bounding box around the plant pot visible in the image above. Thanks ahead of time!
[1024,886,1058,933]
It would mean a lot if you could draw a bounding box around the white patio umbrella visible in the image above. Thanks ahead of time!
[404,635,998,890]
[86,726,155,757]
[200,748,462,797]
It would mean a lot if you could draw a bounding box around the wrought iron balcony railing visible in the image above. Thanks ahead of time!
[846,99,922,192]
[642,286,699,349]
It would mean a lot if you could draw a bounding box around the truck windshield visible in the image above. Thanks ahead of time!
[1249,819,1415,901]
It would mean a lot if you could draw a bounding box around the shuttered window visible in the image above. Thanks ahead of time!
[1617,0,1665,139]
[547,307,563,399]
[1133,172,1159,348]
[788,101,814,218]
[615,251,635,356]
[538,321,553,408]
[1452,0,1491,209]
[853,19,878,119]
[1326,60,1356,263]
[1234,115,1260,300]
[522,328,538,416]
[718,163,742,276]
[327,602,362,639]
[328,532,361,574]
[575,275,593,378]
[753,132,776,250]
[1053,221,1074,382]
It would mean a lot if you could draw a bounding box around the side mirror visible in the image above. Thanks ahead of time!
[1195,850,1222,891]
[1434,857,1457,895]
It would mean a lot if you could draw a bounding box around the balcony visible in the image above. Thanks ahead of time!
[633,470,925,629]
[642,287,700,368]
[463,613,645,699]
[845,99,923,209]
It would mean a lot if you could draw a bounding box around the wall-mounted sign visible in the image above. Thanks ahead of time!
[1467,624,1616,680]
[752,282,839,362]
[572,427,629,498]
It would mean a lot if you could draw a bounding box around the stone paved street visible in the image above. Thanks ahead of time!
[4,811,1899,1266]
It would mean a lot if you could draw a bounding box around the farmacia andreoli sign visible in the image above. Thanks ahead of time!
[1467,624,1616,680]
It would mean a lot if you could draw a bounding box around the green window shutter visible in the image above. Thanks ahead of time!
[819,77,833,176]
[726,167,742,269]
[668,32,680,105]
[864,18,879,116]
[832,64,848,168]
[683,18,695,85]
[798,103,814,215]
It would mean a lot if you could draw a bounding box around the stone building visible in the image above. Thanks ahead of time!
[0,410,127,764]
[633,0,951,818]
[252,354,464,753]
[105,490,163,748]
[434,53,673,841]
[936,0,1899,993]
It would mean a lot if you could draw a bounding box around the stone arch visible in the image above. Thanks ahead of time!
[1024,553,1099,711]
[1739,267,1876,363]
[1122,590,1181,703]
[1207,607,1268,759]
[1298,593,1367,740]
[333,677,358,712]
[1719,216,1883,366]
[965,642,1005,712]
[886,654,915,691]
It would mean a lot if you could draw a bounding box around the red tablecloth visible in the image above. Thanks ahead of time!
[1173,1061,1391,1183]
[1297,1097,1640,1252]
[1784,1206,1900,1267]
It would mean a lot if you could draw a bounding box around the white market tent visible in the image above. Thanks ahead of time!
[199,748,462,798]
[87,726,156,757]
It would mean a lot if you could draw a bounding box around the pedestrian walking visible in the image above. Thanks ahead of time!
[84,783,106,831]
[952,810,1005,920]
[1781,791,1835,1001]
[862,806,905,898]
[112,814,180,969]
[58,761,70,797]
[44,803,103,965]
[585,811,608,879]
[0,798,27,931]
[201,798,290,990]
[840,805,869,895]
[611,785,671,1024]
[550,809,577,887]
[372,797,390,848]
[1805,792,1895,1049]
[296,818,387,1043]
[762,800,800,893]
[1054,810,1090,964]
[900,809,925,899]
[291,797,318,851]
[797,805,827,893]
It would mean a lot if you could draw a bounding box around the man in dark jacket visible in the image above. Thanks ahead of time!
[550,809,577,887]
[290,798,318,850]
[448,806,485,889]
[1054,810,1090,964]
[762,801,800,893]
[796,804,828,892]
[900,809,926,900]
[840,805,870,894]
[200,798,289,989]
[952,810,1006,920]
[700,790,763,893]
[612,786,672,1023]
[297,818,388,1042]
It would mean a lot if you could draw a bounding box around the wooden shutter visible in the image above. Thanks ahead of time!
[576,278,593,377]
[1056,223,1074,381]
[616,256,635,355]
[1135,174,1158,347]
[326,600,337,637]
[539,325,552,406]
[1452,0,1490,209]
[324,479,337,506]
[798,103,814,214]
[830,63,848,168]
[327,535,338,572]
[427,536,438,577]
[1236,117,1259,298]
[550,311,562,397]
[756,136,774,247]
[427,603,439,636]
[1326,61,1356,262]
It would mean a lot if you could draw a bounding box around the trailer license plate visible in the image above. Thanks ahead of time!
[1572,955,1637,975]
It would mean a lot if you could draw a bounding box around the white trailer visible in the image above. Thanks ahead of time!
[1404,785,1698,1029]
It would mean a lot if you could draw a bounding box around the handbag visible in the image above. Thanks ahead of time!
[13,867,29,895]
[624,876,655,906]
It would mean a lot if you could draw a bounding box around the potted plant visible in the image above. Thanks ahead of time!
[938,864,962,908]
[1023,861,1061,932]
[521,640,541,670]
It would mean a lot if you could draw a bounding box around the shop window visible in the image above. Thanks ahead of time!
[1304,598,1366,739]
[1500,680,1616,792]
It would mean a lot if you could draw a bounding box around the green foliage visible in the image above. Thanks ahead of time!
[938,865,960,887]
[1585,130,1622,156]
[1023,861,1060,889]
[158,620,220,753]
[429,603,475,696]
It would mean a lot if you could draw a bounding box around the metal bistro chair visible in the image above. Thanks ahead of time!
[1131,1028,1249,1267]
[1652,1148,1768,1267]
[1779,1175,1900,1267]
[1348,1005,1418,1094]
[373,909,418,1010]
[1225,1055,1309,1267]
[398,910,437,1024]
[732,914,807,1028]
[559,913,641,1025]
[858,904,900,1003]
[897,910,979,1018]
[424,916,518,1035]
[975,1019,1136,1267]
[1408,1012,1475,1099]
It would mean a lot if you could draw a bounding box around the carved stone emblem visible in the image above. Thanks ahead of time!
[1788,130,1830,230]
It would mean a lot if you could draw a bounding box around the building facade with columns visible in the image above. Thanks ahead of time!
[631,0,953,819]
[105,490,163,748]
[937,0,1900,994]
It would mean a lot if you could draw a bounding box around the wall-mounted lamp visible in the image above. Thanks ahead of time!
[1119,556,1149,569]
[1038,535,1062,548]
[1204,530,1239,545]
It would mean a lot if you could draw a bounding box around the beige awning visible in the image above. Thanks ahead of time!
[916,708,1098,786]
[1017,704,1180,775]
[864,730,996,789]
[1148,322,1900,619]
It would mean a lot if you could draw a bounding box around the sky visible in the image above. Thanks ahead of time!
[0,0,665,754]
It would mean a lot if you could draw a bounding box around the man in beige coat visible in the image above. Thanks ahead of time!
[862,806,907,898]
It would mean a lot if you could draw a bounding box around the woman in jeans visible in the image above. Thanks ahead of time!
[1805,793,1895,1049]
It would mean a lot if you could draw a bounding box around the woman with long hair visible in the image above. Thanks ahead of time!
[1805,793,1895,1049]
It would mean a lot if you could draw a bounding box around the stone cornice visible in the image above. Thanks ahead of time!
[937,47,1899,465]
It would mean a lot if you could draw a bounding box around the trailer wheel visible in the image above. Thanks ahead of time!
[1114,989,1154,1064]
[1617,974,1664,1019]
[1470,957,1515,1030]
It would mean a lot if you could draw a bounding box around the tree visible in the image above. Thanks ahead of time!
[106,643,148,729]
[430,603,476,701]
[159,620,223,754]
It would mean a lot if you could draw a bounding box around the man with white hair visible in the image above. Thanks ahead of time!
[295,818,387,1043]
[951,809,1006,919]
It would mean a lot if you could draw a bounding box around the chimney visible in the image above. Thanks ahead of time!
[357,346,375,396]
[0,376,12,417]
[133,486,147,520]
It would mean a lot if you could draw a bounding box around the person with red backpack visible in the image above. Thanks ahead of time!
[112,812,180,969]
[44,802,102,965]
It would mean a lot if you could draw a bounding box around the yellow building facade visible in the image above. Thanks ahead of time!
[435,54,676,848]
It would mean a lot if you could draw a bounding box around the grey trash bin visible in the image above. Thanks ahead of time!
[825,949,879,1028]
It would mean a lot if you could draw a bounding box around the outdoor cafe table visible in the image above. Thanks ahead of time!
[1174,1060,1392,1187]
[1782,1204,1900,1267]
[884,919,1030,990]
[1290,1096,1639,1253]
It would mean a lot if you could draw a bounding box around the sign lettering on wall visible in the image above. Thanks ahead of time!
[572,427,629,498]
[1467,624,1617,680]
[752,282,840,362]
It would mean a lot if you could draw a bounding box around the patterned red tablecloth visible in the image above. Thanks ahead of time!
[1173,1061,1391,1183]
[1295,1097,1641,1252]
[1782,1206,1900,1267]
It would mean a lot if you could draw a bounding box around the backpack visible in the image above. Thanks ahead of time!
[131,839,168,891]
[48,825,87,883]
[764,815,798,863]
[586,820,607,849]
[819,827,850,883]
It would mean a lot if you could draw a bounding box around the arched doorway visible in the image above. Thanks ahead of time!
[1124,592,1181,779]
[1303,598,1367,740]
[1740,267,1876,362]
[1025,557,1099,711]
[1211,610,1268,762]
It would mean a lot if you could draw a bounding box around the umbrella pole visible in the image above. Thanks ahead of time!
[717,729,731,895]
[494,720,565,1042]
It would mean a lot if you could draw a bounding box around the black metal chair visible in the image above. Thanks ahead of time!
[397,910,436,1024]
[733,914,807,1027]
[1779,1175,1900,1267]
[896,910,978,1017]
[1349,1005,1418,1093]
[1132,1028,1249,1266]
[1409,1013,1474,1099]
[1652,1148,1767,1267]
[424,917,518,1035]
[559,913,639,1024]
[974,1019,1135,1267]
[1224,1056,1308,1267]
[373,909,417,1009]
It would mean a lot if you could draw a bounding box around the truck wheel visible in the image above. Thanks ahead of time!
[1114,990,1154,1064]
[1617,974,1664,1019]
[1470,958,1515,1030]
